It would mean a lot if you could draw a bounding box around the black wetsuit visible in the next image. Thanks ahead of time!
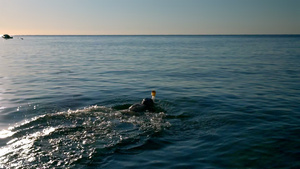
[129,98,154,112]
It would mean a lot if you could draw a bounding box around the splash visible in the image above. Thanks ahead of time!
[0,105,170,168]
[0,129,15,139]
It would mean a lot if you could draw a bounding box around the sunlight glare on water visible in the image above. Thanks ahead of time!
[0,105,170,168]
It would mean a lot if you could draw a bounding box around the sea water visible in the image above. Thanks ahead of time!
[0,35,299,168]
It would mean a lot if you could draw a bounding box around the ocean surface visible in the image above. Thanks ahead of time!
[0,35,299,168]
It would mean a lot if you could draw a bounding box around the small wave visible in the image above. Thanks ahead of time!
[0,130,15,139]
[0,105,170,168]
[51,69,74,75]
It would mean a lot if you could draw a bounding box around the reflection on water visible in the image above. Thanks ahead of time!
[0,106,170,168]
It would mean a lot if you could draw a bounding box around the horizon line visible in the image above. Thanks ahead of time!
[8,33,300,36]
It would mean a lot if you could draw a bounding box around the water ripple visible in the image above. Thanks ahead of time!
[0,106,170,168]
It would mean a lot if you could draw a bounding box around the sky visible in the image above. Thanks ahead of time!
[1,0,299,35]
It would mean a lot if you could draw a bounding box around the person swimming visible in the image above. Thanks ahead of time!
[127,90,156,113]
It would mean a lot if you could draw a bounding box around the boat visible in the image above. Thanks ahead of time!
[2,34,13,39]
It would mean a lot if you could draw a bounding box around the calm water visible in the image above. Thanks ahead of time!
[0,35,300,168]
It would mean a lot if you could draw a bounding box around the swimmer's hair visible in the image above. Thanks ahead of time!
[151,90,156,97]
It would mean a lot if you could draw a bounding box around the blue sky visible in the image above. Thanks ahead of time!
[1,0,299,35]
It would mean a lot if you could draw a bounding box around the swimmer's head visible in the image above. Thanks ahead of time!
[151,90,156,97]
[151,90,156,102]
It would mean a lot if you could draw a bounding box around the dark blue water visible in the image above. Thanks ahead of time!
[0,35,300,168]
